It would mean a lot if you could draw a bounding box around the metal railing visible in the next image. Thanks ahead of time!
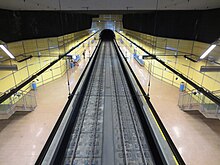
[178,90,220,120]
[0,89,37,119]
[212,90,220,98]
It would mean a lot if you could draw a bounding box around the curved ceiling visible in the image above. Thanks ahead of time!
[0,0,220,11]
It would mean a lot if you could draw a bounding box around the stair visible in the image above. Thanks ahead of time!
[178,91,220,120]
[0,90,37,120]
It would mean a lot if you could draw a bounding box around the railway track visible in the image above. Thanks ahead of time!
[63,41,154,165]
[36,30,184,165]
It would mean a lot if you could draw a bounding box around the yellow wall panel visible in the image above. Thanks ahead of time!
[202,77,217,91]
[163,71,173,83]
[153,67,163,77]
[156,60,165,69]
[40,58,51,68]
[27,57,38,65]
[177,57,190,66]
[176,63,188,75]
[42,71,53,83]
[202,72,220,91]
[192,71,203,85]
[48,38,58,47]
[13,67,29,85]
[39,49,50,56]
[188,68,195,80]
[37,39,48,50]
[28,63,41,75]
[0,76,15,92]
[178,40,193,54]
[8,41,24,56]
[35,75,43,86]
[204,71,220,81]
[155,48,165,55]
[23,40,37,53]
[50,48,59,56]
[0,70,12,79]
[0,29,95,94]
[52,68,61,77]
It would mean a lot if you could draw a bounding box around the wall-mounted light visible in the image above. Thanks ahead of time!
[200,66,220,72]
[0,64,18,71]
[165,46,177,51]
[200,44,216,59]
[0,45,15,59]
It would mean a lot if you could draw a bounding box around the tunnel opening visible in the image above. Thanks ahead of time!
[100,29,115,40]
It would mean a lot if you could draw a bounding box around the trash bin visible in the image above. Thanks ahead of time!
[70,62,74,68]
[180,82,185,92]
[32,81,37,90]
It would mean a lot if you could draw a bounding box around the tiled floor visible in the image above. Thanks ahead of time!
[0,43,220,165]
[0,59,89,165]
[128,58,220,165]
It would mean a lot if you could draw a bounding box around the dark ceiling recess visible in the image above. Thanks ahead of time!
[123,9,220,43]
[0,9,94,43]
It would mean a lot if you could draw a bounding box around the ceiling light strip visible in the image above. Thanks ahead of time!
[200,44,216,59]
[0,45,15,59]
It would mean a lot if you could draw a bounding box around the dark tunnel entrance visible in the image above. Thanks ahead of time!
[100,29,115,40]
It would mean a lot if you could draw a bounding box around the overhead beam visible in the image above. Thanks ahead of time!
[16,55,33,63]
[184,55,198,62]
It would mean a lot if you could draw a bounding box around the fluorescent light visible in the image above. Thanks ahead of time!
[0,45,15,59]
[200,44,216,59]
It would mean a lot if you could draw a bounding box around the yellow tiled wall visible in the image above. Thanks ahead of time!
[116,29,220,93]
[0,29,99,95]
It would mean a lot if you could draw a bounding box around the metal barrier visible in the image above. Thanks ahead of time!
[178,90,220,119]
[0,89,37,119]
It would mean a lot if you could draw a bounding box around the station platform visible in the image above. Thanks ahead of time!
[0,43,220,165]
